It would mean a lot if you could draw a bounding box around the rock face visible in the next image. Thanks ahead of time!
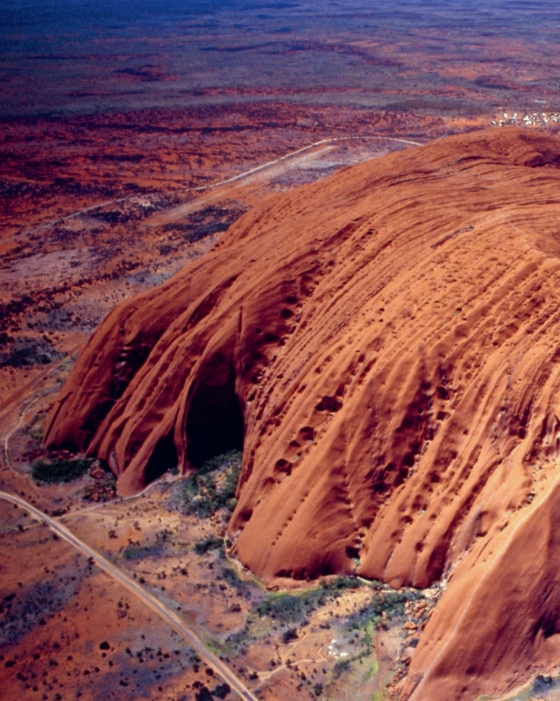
[45,128,560,699]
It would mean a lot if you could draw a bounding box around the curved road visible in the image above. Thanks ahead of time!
[21,134,422,239]
[0,490,259,701]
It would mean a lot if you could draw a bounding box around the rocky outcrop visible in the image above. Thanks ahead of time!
[45,128,560,699]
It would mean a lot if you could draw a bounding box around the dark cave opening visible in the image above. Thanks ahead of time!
[145,430,178,484]
[186,367,244,468]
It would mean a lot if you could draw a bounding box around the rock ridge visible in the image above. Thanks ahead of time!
[45,128,560,699]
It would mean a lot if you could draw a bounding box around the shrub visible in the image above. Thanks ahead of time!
[122,545,160,561]
[0,337,62,368]
[281,628,298,643]
[195,685,213,701]
[254,593,306,623]
[533,675,555,693]
[158,244,175,255]
[212,683,231,699]
[219,566,248,593]
[179,450,242,518]
[253,575,363,624]
[320,576,361,596]
[31,457,93,484]
[194,537,223,555]
[333,659,351,679]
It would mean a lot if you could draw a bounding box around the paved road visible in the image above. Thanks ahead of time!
[0,490,259,701]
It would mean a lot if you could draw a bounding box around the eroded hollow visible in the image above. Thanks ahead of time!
[186,366,244,468]
[144,430,178,484]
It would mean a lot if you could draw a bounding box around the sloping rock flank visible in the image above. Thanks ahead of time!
[45,129,560,699]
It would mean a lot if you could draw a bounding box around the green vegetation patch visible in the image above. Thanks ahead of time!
[321,576,361,596]
[347,588,422,632]
[227,576,366,654]
[194,536,223,555]
[31,457,93,484]
[122,544,162,561]
[219,564,250,594]
[254,576,361,624]
[175,450,242,518]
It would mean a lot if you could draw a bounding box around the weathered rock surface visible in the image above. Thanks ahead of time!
[45,128,560,699]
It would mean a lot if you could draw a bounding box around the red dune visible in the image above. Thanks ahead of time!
[45,128,560,699]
